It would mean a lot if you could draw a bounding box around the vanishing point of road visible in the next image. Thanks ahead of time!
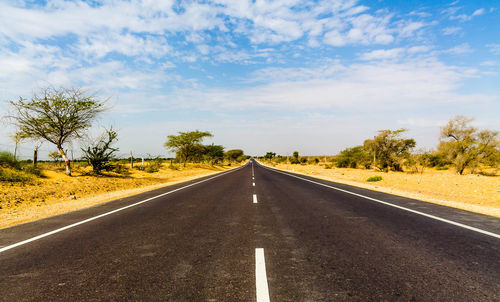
[1,160,499,301]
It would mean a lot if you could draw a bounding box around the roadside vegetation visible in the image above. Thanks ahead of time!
[260,116,499,176]
[1,85,250,228]
[257,116,499,217]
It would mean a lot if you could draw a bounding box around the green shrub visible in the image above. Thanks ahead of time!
[145,157,163,173]
[112,163,129,175]
[23,165,43,177]
[366,175,383,182]
[168,164,179,170]
[289,157,300,164]
[0,151,21,170]
[0,168,32,182]
[335,146,371,169]
[81,128,119,174]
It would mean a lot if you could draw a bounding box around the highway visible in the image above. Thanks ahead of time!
[0,159,499,301]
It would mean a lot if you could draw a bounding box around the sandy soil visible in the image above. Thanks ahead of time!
[259,161,500,218]
[0,163,239,229]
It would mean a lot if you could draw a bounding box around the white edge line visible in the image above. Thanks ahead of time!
[0,164,248,253]
[255,248,271,302]
[259,164,500,239]
[253,194,258,204]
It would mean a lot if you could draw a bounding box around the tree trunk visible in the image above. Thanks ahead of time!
[130,151,134,168]
[58,148,71,176]
[33,149,38,167]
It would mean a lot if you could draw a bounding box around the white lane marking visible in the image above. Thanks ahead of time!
[255,248,271,302]
[260,164,500,240]
[253,194,258,204]
[253,182,255,186]
[0,165,248,254]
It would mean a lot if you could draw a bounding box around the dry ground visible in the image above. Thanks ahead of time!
[0,162,239,229]
[259,161,499,218]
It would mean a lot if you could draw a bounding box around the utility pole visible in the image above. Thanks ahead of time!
[130,151,134,168]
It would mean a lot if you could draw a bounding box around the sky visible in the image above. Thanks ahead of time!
[0,0,499,159]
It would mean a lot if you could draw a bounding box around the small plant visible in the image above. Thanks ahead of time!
[81,128,119,174]
[366,175,383,182]
[145,156,163,173]
[168,164,179,170]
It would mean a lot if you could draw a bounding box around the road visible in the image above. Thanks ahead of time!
[0,159,499,301]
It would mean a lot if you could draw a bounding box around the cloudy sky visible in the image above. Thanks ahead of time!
[0,0,499,158]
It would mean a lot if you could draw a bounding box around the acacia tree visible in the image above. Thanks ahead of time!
[264,152,276,160]
[363,129,416,171]
[204,144,225,166]
[164,130,213,167]
[336,146,371,168]
[9,87,106,175]
[439,116,499,174]
[225,149,244,163]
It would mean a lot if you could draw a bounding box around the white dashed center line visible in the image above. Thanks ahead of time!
[253,194,258,204]
[255,248,271,302]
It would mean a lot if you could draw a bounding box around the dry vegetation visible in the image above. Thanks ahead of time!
[0,161,239,229]
[259,161,500,218]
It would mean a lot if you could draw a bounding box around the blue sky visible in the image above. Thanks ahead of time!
[0,0,499,159]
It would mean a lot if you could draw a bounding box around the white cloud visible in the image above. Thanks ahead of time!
[442,27,462,35]
[77,34,171,59]
[359,46,431,61]
[359,48,404,60]
[0,0,429,62]
[397,118,448,128]
[398,21,426,38]
[444,43,474,55]
[479,61,497,67]
[164,58,492,113]
[444,6,486,22]
[487,44,500,55]
[324,30,347,46]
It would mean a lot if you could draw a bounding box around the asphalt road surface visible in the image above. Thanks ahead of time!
[1,160,499,301]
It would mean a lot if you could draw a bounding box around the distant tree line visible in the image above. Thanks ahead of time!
[164,130,249,166]
[259,116,499,175]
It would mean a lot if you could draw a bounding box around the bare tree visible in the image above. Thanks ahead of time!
[10,132,26,159]
[9,86,106,175]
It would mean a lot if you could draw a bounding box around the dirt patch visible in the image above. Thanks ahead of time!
[0,163,240,229]
[259,162,500,218]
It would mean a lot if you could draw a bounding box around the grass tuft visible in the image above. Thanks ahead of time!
[366,175,383,182]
